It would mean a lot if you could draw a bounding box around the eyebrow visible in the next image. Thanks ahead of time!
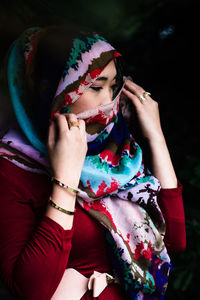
[95,74,117,81]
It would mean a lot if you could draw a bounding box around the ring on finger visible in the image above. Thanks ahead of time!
[69,121,80,129]
[138,91,151,103]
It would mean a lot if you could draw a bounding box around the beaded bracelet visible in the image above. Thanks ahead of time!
[51,177,79,195]
[48,198,75,215]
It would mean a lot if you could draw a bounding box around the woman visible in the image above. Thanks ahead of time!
[0,25,186,300]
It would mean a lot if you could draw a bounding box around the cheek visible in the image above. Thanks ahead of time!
[70,92,95,114]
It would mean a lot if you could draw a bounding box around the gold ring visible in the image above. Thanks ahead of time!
[143,91,151,98]
[69,121,80,129]
[138,91,151,103]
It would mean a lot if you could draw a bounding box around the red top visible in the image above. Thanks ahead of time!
[0,158,186,300]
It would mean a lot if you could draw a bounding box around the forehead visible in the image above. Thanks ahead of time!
[99,60,117,77]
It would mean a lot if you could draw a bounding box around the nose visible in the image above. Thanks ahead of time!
[100,88,113,105]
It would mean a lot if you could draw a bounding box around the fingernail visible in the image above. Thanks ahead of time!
[53,113,59,119]
[127,75,133,81]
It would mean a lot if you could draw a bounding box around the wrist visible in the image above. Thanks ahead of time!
[51,177,79,195]
[53,170,81,189]
[147,133,166,148]
[51,184,76,209]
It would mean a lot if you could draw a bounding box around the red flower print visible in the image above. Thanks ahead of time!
[134,241,152,261]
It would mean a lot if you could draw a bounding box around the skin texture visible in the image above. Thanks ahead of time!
[46,59,177,230]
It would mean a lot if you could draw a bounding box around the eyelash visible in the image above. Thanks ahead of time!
[90,85,117,92]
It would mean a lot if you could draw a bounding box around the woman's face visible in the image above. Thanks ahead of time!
[70,60,118,114]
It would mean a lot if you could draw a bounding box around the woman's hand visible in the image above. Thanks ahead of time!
[47,113,87,187]
[122,79,178,188]
[122,79,165,144]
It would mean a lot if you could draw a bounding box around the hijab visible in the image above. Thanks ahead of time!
[0,25,171,299]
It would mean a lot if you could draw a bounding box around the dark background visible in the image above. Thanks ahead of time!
[0,0,199,299]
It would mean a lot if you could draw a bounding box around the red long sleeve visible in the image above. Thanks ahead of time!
[158,181,186,253]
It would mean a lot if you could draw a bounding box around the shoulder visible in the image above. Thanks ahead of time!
[0,157,48,183]
[0,158,51,205]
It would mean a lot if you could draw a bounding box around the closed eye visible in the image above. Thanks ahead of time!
[90,86,102,91]
[90,85,118,92]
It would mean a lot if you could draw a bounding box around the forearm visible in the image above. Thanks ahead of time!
[148,136,178,188]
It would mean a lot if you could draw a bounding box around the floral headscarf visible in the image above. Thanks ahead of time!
[0,25,171,299]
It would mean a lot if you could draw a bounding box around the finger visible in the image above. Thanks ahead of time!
[78,119,86,135]
[47,120,56,148]
[66,113,79,130]
[122,87,143,109]
[79,119,87,146]
[125,79,146,99]
[125,79,144,91]
[54,113,69,137]
[66,113,78,122]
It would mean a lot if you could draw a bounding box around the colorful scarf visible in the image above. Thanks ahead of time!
[0,25,171,299]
